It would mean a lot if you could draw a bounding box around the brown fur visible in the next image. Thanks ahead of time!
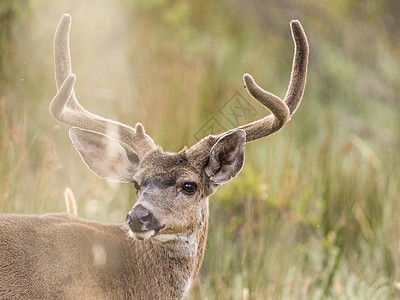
[0,213,207,299]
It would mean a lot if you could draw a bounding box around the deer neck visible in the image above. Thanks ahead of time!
[128,198,209,298]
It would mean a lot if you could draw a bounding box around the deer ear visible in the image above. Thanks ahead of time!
[69,127,140,183]
[205,129,246,186]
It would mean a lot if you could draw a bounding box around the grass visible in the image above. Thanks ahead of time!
[1,0,399,299]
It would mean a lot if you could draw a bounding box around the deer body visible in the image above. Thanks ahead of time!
[0,210,209,299]
[0,14,308,299]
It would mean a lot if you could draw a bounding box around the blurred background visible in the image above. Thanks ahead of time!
[1,0,399,299]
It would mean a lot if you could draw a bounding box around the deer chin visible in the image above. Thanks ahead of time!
[128,226,186,243]
[152,227,191,243]
[129,229,156,241]
[128,224,166,241]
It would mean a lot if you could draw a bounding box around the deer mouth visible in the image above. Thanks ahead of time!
[130,229,155,241]
[127,223,166,241]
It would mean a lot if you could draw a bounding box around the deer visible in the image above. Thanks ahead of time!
[0,14,308,299]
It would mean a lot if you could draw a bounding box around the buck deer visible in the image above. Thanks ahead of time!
[0,14,308,299]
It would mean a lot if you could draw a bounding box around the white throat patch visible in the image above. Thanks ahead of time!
[153,233,198,257]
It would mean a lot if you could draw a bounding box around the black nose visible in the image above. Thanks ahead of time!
[126,204,158,233]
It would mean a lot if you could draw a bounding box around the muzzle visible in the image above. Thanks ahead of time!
[126,204,164,240]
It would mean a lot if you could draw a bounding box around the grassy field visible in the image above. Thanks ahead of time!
[1,0,399,299]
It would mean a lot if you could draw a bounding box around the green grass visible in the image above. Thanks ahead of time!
[1,0,399,299]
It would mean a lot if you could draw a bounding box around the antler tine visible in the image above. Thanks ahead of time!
[50,14,156,158]
[283,20,309,114]
[238,20,309,142]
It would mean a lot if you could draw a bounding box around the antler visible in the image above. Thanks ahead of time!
[50,14,156,158]
[237,20,309,142]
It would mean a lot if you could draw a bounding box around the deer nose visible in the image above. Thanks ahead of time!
[126,204,157,233]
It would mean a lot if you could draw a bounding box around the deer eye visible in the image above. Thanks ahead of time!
[181,182,197,195]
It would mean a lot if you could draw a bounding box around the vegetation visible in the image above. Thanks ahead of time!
[1,0,399,299]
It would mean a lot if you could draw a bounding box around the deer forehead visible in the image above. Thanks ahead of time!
[141,150,189,169]
[136,149,205,186]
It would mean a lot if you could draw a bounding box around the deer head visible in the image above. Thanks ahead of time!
[50,14,308,243]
